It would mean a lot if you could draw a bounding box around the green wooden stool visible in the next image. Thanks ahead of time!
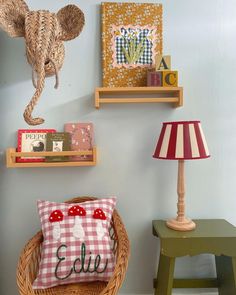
[152,219,236,295]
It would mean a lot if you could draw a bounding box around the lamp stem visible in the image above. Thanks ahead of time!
[166,160,196,231]
[177,160,185,222]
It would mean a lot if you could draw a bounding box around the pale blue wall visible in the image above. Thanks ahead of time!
[0,0,236,294]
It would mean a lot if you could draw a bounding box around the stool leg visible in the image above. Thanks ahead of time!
[154,254,175,295]
[215,255,236,295]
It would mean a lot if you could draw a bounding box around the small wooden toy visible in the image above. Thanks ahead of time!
[147,71,162,87]
[162,70,178,87]
[147,70,178,87]
[147,54,178,87]
[155,55,171,71]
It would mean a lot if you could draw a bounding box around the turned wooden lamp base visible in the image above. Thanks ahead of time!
[166,218,196,231]
[166,160,196,232]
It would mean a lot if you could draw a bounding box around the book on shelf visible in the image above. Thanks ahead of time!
[16,129,56,163]
[64,123,94,161]
[45,132,71,162]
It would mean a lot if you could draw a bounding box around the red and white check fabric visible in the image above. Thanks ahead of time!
[33,198,116,289]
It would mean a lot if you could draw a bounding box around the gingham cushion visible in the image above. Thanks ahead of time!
[33,198,116,289]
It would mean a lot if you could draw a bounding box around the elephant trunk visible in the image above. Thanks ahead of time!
[23,63,45,125]
[24,54,60,125]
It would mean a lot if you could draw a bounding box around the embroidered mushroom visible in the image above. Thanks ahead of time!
[49,210,64,240]
[68,205,86,239]
[93,208,107,239]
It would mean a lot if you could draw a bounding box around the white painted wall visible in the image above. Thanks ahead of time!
[0,0,236,294]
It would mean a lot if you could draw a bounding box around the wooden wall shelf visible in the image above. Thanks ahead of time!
[95,87,183,109]
[6,147,97,168]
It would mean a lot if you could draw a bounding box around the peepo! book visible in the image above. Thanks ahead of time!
[17,129,56,162]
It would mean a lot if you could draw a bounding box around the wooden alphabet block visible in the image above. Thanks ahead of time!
[162,71,178,87]
[155,55,171,71]
[147,71,162,86]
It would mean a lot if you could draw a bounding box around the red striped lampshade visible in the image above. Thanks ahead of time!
[153,121,210,160]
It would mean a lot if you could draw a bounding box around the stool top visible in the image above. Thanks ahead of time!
[152,219,236,257]
[153,219,236,239]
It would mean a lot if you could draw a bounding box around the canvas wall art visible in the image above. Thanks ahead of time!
[101,2,162,87]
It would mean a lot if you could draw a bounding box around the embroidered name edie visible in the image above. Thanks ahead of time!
[55,243,109,280]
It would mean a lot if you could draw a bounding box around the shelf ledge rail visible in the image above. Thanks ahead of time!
[95,87,183,109]
[6,147,97,168]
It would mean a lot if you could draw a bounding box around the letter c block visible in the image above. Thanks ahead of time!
[162,71,178,87]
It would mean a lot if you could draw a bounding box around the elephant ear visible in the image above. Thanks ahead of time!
[57,4,85,41]
[0,0,29,37]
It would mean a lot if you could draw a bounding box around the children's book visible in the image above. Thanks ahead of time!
[17,129,56,162]
[64,123,94,161]
[45,132,71,162]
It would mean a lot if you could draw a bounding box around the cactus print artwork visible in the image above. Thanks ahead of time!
[112,26,157,66]
[102,2,162,87]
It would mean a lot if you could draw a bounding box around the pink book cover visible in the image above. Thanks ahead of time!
[64,123,94,161]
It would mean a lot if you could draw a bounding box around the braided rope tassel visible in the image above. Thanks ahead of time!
[49,58,59,89]
[31,57,59,90]
[31,68,37,89]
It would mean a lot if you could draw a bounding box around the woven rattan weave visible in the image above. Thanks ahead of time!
[0,0,85,126]
[16,197,130,295]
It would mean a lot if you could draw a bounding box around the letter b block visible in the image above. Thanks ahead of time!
[162,71,178,87]
[147,71,162,86]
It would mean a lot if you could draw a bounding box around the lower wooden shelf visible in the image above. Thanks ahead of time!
[95,86,183,109]
[6,147,97,168]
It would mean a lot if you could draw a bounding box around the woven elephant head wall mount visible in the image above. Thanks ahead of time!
[0,0,85,125]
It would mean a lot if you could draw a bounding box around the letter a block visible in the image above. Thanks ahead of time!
[162,71,178,87]
[155,55,171,71]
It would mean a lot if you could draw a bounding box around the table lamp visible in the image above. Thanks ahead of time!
[153,121,210,231]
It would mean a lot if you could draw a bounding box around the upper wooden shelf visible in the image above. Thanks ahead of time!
[95,87,183,109]
[6,147,97,168]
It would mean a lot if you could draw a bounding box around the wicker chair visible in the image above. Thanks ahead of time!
[16,196,130,295]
